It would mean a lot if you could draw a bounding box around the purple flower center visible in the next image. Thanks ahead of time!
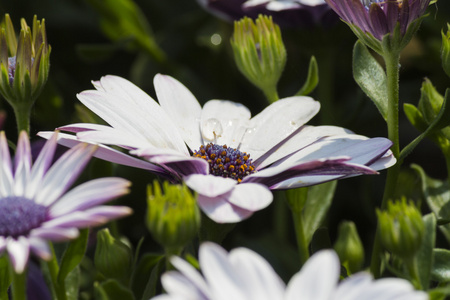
[193,143,256,182]
[0,196,48,238]
[7,56,35,86]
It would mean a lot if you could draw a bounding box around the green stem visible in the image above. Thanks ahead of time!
[164,247,182,271]
[10,264,27,300]
[370,50,401,278]
[45,243,67,300]
[292,209,310,266]
[406,256,423,290]
[262,84,279,103]
[13,104,31,136]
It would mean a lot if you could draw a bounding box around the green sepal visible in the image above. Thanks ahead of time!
[57,228,89,284]
[352,40,388,120]
[412,164,450,244]
[295,56,319,96]
[431,248,450,283]
[95,279,135,300]
[345,21,383,54]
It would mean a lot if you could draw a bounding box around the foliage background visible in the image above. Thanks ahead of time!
[1,0,450,285]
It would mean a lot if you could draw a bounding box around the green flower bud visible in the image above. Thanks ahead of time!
[377,198,424,258]
[442,24,450,78]
[94,228,133,285]
[231,15,286,103]
[0,14,51,128]
[418,78,444,126]
[333,221,364,274]
[146,181,200,251]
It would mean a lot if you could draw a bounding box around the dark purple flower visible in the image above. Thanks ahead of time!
[324,0,431,41]
[198,0,338,28]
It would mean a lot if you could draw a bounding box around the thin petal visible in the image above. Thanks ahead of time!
[35,143,97,206]
[170,256,212,299]
[6,236,30,274]
[28,237,51,261]
[154,74,203,151]
[240,96,320,160]
[48,177,131,217]
[13,131,31,196]
[200,100,251,148]
[30,227,79,241]
[0,132,13,197]
[161,271,209,300]
[285,250,340,300]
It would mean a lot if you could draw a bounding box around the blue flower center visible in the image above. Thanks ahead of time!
[0,196,48,238]
[193,143,256,182]
[361,0,402,9]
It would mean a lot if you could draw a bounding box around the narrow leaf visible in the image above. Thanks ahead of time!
[57,229,89,284]
[296,56,319,96]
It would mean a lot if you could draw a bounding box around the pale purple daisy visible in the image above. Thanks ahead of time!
[198,0,337,28]
[38,74,395,223]
[152,242,428,300]
[0,131,131,274]
[324,0,431,41]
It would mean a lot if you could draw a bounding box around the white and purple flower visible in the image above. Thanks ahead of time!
[152,242,428,300]
[39,74,395,223]
[0,131,131,273]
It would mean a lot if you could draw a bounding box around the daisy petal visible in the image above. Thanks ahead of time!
[154,74,203,151]
[185,174,236,197]
[240,96,320,159]
[197,193,254,223]
[29,237,51,261]
[6,236,30,274]
[0,132,13,197]
[161,271,209,300]
[200,100,251,148]
[169,256,211,299]
[13,131,32,196]
[30,227,79,241]
[226,183,272,211]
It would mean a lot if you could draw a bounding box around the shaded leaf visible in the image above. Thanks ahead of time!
[57,229,89,284]
[296,56,319,96]
[95,279,135,300]
[431,248,450,282]
[414,213,436,289]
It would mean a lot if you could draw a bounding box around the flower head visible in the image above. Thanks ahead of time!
[39,74,395,223]
[324,0,431,53]
[198,0,337,28]
[151,242,428,300]
[0,131,131,273]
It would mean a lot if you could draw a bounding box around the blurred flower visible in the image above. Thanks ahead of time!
[146,181,200,250]
[333,221,364,274]
[39,74,395,223]
[231,15,286,102]
[0,14,51,107]
[324,0,430,52]
[198,0,337,28]
[151,242,428,300]
[0,131,131,273]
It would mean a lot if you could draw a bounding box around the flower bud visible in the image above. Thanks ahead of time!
[442,24,450,78]
[418,78,444,126]
[94,228,133,285]
[333,221,364,274]
[0,14,50,108]
[146,181,200,251]
[231,15,286,103]
[377,198,424,258]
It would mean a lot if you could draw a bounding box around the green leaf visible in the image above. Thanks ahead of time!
[295,56,319,96]
[414,213,436,289]
[303,181,337,243]
[140,258,165,300]
[412,164,450,244]
[404,103,428,132]
[0,255,10,299]
[65,266,80,300]
[352,40,388,120]
[95,279,135,300]
[431,249,450,282]
[131,254,164,300]
[57,229,89,284]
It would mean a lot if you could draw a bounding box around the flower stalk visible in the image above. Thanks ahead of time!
[10,262,27,300]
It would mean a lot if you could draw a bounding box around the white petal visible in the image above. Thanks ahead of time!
[197,193,253,223]
[185,174,236,197]
[37,131,167,174]
[13,131,31,196]
[200,100,251,148]
[266,1,301,11]
[6,236,30,274]
[331,273,372,300]
[154,74,203,151]
[228,247,285,299]
[0,132,13,197]
[79,75,189,155]
[285,250,340,300]
[227,183,272,211]
[28,237,51,261]
[170,256,211,299]
[76,127,151,149]
[199,243,248,300]
[49,177,130,217]
[240,96,320,160]
[161,271,209,300]
[30,227,79,241]
[243,0,270,8]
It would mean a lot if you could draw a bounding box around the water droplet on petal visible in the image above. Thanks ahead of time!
[202,118,223,142]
